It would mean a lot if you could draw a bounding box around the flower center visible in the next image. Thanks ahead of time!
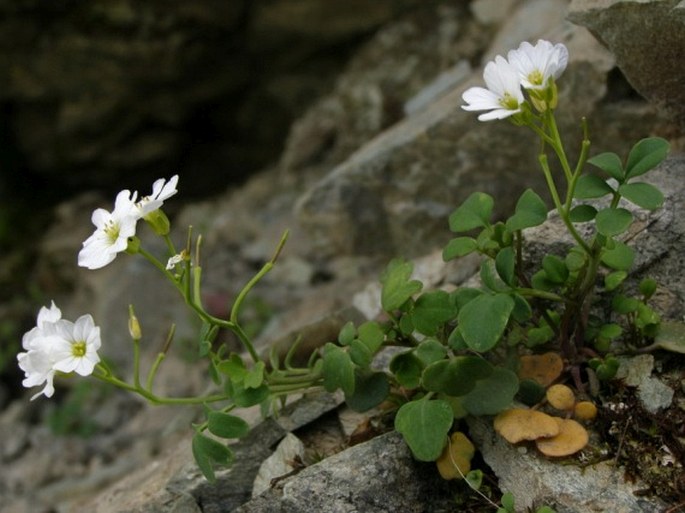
[527,69,544,86]
[104,220,121,244]
[72,341,87,358]
[499,92,519,110]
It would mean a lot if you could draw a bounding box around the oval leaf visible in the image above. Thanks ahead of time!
[346,370,389,412]
[595,207,632,236]
[458,294,514,352]
[618,182,664,210]
[505,189,548,231]
[380,259,423,312]
[322,343,355,395]
[449,192,494,233]
[601,240,635,271]
[395,399,453,461]
[587,151,624,181]
[569,204,597,223]
[207,412,250,439]
[625,137,669,179]
[495,247,516,286]
[461,367,519,415]
[574,174,614,199]
[443,237,478,261]
[411,290,458,336]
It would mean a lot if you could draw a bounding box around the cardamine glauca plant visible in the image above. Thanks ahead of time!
[16,39,678,505]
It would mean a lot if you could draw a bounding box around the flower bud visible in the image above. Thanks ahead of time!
[128,305,142,341]
[144,209,171,236]
[125,236,141,255]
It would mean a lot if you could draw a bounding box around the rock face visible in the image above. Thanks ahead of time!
[0,0,424,196]
[568,0,685,131]
[293,0,672,260]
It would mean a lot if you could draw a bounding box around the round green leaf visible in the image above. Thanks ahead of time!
[569,204,597,223]
[443,237,477,261]
[595,207,633,236]
[461,367,519,416]
[542,255,568,284]
[604,270,627,291]
[394,399,453,461]
[346,370,389,412]
[449,192,494,232]
[338,321,356,346]
[390,351,423,389]
[207,411,250,439]
[618,182,664,210]
[574,174,614,199]
[601,240,634,271]
[322,343,355,395]
[458,294,514,352]
[505,189,548,231]
[414,338,447,365]
[625,137,669,179]
[495,247,516,286]
[422,357,493,396]
[411,290,458,336]
[357,321,384,353]
[587,151,624,181]
[349,339,373,367]
[192,433,234,483]
[380,258,423,312]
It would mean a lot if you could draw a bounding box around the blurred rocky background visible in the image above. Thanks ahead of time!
[1,0,683,511]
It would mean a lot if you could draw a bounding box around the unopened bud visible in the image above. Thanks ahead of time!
[128,305,142,340]
[125,236,141,254]
[144,209,171,236]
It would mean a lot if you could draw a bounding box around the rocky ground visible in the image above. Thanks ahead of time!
[1,0,684,512]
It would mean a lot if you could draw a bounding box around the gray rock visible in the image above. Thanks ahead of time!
[568,0,685,131]
[467,415,667,513]
[616,355,674,414]
[294,1,670,260]
[235,431,454,513]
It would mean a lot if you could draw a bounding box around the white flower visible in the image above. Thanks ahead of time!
[17,303,102,400]
[166,252,185,270]
[51,314,101,376]
[462,56,525,121]
[17,342,57,400]
[507,40,568,90]
[136,175,179,217]
[78,190,138,270]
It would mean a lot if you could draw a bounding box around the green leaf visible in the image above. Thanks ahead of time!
[599,323,622,340]
[510,293,532,323]
[192,433,234,483]
[604,270,627,291]
[506,189,548,231]
[542,255,568,284]
[217,354,249,384]
[517,378,546,406]
[569,204,597,223]
[612,294,639,314]
[531,270,555,292]
[207,412,250,439]
[346,370,389,412]
[639,277,657,299]
[228,382,270,408]
[244,361,265,389]
[380,258,422,312]
[449,192,494,232]
[338,321,356,346]
[458,294,514,352]
[595,207,633,236]
[394,399,454,461]
[574,174,614,199]
[414,338,447,365]
[501,491,516,512]
[647,321,685,354]
[461,367,519,416]
[565,246,587,272]
[390,351,424,389]
[349,339,373,367]
[625,137,669,179]
[357,321,384,353]
[411,290,458,336]
[601,240,634,271]
[443,237,478,261]
[322,343,355,396]
[422,357,493,396]
[451,288,483,310]
[618,182,664,210]
[465,469,483,490]
[495,247,516,286]
[447,326,468,351]
[587,151,624,181]
[480,260,507,292]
